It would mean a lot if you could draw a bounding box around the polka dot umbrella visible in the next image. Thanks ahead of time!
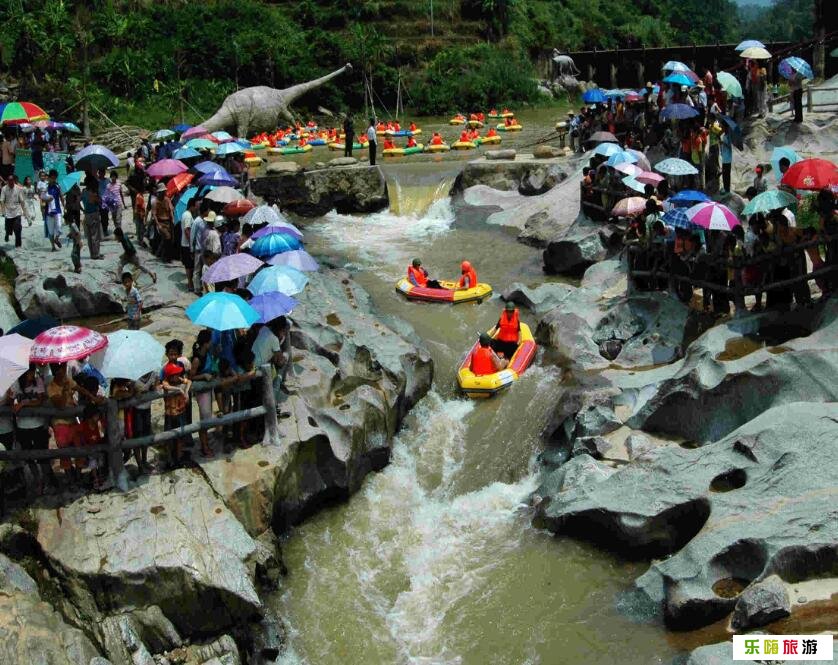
[30,325,108,364]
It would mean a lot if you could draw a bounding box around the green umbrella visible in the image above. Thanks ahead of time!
[185,138,216,150]
[742,189,798,216]
[716,72,743,99]
[59,171,84,192]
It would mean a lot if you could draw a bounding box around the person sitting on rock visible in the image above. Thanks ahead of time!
[457,260,477,291]
[430,132,444,146]
[489,301,521,359]
[407,258,441,289]
[383,137,396,151]
[470,333,508,376]
[406,136,418,149]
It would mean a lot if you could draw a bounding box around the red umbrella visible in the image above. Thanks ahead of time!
[223,198,255,217]
[780,158,838,191]
[146,159,188,179]
[166,171,194,197]
[30,325,108,364]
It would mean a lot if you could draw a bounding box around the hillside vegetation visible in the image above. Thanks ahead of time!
[0,0,811,128]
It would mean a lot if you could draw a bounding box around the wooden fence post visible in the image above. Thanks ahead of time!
[260,364,279,445]
[806,86,813,112]
[106,399,127,491]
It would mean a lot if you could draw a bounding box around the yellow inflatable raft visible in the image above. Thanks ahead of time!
[394,278,492,304]
[467,120,484,128]
[383,144,424,156]
[449,117,466,125]
[425,143,451,153]
[497,123,523,132]
[452,140,477,150]
[475,135,501,145]
[244,156,262,166]
[457,323,537,398]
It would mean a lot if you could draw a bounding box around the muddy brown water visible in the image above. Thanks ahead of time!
[269,160,717,664]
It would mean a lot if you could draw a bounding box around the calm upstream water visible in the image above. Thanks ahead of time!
[268,152,701,664]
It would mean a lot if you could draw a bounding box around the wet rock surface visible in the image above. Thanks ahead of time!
[536,401,838,630]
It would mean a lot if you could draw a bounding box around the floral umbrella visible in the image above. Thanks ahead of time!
[780,158,838,191]
[30,325,108,364]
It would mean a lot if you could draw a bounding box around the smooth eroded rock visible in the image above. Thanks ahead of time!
[731,575,791,631]
[265,161,301,175]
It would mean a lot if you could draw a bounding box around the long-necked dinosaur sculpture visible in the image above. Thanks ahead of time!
[202,63,353,137]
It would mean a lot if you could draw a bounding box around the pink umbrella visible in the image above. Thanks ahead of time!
[612,196,648,217]
[181,125,209,141]
[613,162,642,176]
[685,202,741,231]
[30,325,108,364]
[635,171,664,186]
[146,159,188,179]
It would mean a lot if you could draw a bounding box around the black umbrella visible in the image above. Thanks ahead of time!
[720,115,744,150]
[7,316,60,339]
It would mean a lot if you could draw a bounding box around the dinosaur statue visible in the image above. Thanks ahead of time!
[202,63,353,137]
[551,49,580,80]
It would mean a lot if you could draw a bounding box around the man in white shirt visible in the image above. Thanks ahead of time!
[180,197,197,292]
[190,202,209,295]
[366,118,377,167]
[251,317,289,401]
[1,174,32,247]
[203,212,222,257]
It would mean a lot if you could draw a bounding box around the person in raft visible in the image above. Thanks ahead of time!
[486,127,498,138]
[459,130,470,142]
[505,116,515,127]
[406,136,418,149]
[383,137,396,151]
[457,260,477,291]
[470,333,508,376]
[409,122,417,132]
[488,301,520,359]
[407,258,441,289]
[430,132,444,145]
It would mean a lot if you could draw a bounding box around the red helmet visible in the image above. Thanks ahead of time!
[461,260,471,272]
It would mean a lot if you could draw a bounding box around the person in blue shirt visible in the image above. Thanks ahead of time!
[720,124,733,194]
[45,169,64,251]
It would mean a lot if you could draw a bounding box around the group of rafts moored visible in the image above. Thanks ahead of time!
[395,259,537,398]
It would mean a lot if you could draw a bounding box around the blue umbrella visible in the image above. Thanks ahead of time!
[236,139,252,148]
[7,316,59,339]
[735,39,765,51]
[606,150,639,167]
[267,249,319,271]
[654,158,699,176]
[175,186,198,222]
[669,190,711,205]
[663,208,697,229]
[59,171,84,192]
[60,122,81,133]
[719,115,744,150]
[621,175,646,193]
[661,103,699,120]
[216,142,244,156]
[251,233,303,259]
[662,73,694,88]
[74,144,119,171]
[247,292,298,323]
[197,171,238,187]
[604,89,625,99]
[193,161,227,175]
[174,147,201,160]
[185,293,260,331]
[662,61,690,72]
[593,142,622,158]
[251,224,304,242]
[248,265,308,297]
[172,124,192,133]
[582,88,607,104]
[771,147,800,184]
[778,57,813,81]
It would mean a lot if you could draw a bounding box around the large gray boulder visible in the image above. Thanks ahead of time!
[457,155,567,194]
[542,214,618,275]
[624,298,838,443]
[500,281,575,316]
[251,165,388,217]
[731,574,790,631]
[536,402,838,630]
[518,163,567,196]
[34,468,263,636]
[0,553,103,664]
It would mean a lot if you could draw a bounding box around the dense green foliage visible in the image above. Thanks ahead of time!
[0,0,814,129]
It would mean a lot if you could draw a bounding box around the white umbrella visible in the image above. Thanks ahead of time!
[0,334,34,394]
[206,186,244,204]
[100,331,165,381]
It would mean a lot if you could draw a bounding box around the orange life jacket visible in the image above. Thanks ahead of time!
[384,139,395,150]
[490,109,497,115]
[460,131,469,142]
[470,113,478,121]
[458,267,477,289]
[497,309,520,343]
[487,128,497,137]
[431,134,443,145]
[394,122,401,131]
[406,137,417,148]
[410,123,417,131]
[471,347,496,376]
[407,265,427,287]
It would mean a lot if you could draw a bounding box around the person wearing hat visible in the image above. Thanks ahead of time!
[469,333,509,376]
[203,210,222,257]
[406,258,441,289]
[489,301,522,360]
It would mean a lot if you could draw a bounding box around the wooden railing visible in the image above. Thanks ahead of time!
[0,364,279,493]
[625,233,838,311]
[768,86,838,114]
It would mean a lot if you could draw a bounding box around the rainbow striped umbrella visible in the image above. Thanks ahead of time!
[0,101,49,125]
[686,202,741,231]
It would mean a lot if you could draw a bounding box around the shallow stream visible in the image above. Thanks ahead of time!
[269,162,711,664]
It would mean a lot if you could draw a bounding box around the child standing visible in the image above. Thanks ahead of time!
[114,226,156,285]
[161,360,191,469]
[121,272,143,330]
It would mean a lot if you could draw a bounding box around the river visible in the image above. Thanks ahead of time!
[267,159,703,664]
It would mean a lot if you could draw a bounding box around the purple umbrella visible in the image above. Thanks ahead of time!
[248,291,298,323]
[251,224,304,241]
[267,249,319,271]
[181,125,209,140]
[193,161,228,175]
[198,171,238,187]
[661,103,699,120]
[201,253,264,284]
[146,159,188,179]
[74,144,119,171]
